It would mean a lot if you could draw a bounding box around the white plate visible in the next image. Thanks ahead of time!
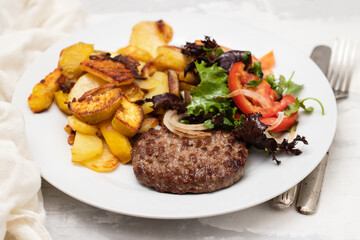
[12,13,337,219]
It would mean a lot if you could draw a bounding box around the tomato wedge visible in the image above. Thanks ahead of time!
[260,112,298,132]
[228,62,297,132]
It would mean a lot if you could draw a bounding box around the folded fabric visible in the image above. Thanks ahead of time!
[0,0,84,238]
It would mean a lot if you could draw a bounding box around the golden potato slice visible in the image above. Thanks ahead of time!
[141,71,169,114]
[141,61,157,78]
[139,118,160,133]
[118,82,145,102]
[68,115,98,135]
[69,87,122,124]
[112,95,144,137]
[116,45,153,62]
[59,42,94,79]
[68,73,107,102]
[28,68,64,113]
[80,53,139,86]
[54,90,72,115]
[130,20,173,57]
[99,120,132,164]
[153,46,188,71]
[80,142,120,172]
[167,70,180,97]
[179,81,197,91]
[134,77,160,90]
[71,132,103,162]
[177,71,200,85]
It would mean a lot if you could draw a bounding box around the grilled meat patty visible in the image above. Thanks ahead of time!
[132,127,248,194]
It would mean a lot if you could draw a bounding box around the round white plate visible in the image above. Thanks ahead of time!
[12,13,337,219]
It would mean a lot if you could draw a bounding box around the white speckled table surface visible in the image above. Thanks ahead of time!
[42,0,360,239]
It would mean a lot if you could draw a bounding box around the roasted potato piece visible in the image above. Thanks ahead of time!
[116,45,153,62]
[59,42,94,79]
[141,71,169,114]
[118,82,145,102]
[139,118,160,133]
[141,61,157,78]
[69,87,122,124]
[68,73,107,102]
[179,81,197,91]
[167,70,180,97]
[28,68,64,113]
[134,77,159,90]
[80,142,119,172]
[112,95,144,137]
[80,53,139,86]
[99,120,132,164]
[130,20,173,57]
[68,115,99,135]
[177,71,200,85]
[152,46,188,71]
[71,132,103,162]
[54,90,72,115]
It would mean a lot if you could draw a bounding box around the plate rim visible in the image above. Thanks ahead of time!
[12,12,337,219]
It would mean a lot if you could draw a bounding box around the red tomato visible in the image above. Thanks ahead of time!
[260,112,299,133]
[228,62,298,132]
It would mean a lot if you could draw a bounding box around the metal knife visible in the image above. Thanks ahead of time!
[271,45,332,210]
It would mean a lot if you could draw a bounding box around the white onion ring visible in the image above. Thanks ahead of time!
[169,112,208,131]
[163,110,211,138]
[267,112,284,131]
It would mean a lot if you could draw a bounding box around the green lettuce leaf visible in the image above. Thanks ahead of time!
[186,61,231,116]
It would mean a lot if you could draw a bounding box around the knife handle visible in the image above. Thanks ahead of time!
[296,152,329,214]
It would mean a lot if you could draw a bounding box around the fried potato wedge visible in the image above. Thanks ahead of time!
[134,76,160,90]
[167,70,180,97]
[54,90,72,115]
[28,68,63,113]
[71,132,103,162]
[177,71,200,85]
[116,45,153,62]
[80,53,139,86]
[141,61,157,78]
[153,46,188,71]
[112,95,144,137]
[69,87,122,124]
[99,120,132,164]
[68,73,107,102]
[139,117,160,133]
[68,115,99,135]
[80,142,119,172]
[130,20,173,57]
[118,82,145,102]
[141,71,169,114]
[59,42,94,79]
[179,81,197,91]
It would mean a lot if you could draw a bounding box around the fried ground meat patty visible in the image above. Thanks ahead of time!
[131,127,248,194]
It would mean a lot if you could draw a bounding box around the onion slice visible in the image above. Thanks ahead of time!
[163,110,211,138]
[219,88,270,108]
[267,111,284,131]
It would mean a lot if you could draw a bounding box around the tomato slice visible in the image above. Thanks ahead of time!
[260,112,298,133]
[228,61,298,132]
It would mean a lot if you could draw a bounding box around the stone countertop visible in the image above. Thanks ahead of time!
[42,0,360,239]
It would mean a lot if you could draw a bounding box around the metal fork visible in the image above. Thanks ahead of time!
[327,39,357,99]
[271,39,358,212]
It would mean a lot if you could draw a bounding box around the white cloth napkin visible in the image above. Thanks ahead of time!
[0,0,84,239]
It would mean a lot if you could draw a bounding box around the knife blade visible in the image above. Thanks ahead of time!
[296,45,332,214]
[270,45,331,210]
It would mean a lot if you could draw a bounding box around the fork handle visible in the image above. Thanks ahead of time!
[296,152,329,214]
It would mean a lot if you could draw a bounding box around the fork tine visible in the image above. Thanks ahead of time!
[329,39,346,90]
[327,39,357,99]
[344,40,357,94]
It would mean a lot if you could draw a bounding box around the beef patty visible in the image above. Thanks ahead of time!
[131,127,248,194]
